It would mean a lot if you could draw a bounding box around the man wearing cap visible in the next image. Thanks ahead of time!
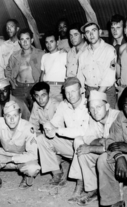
[68,90,119,205]
[79,21,117,109]
[67,23,87,91]
[37,77,93,186]
[0,101,40,189]
[0,78,30,120]
[97,87,127,207]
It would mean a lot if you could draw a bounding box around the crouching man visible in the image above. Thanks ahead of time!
[0,101,40,189]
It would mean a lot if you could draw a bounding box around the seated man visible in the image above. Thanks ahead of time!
[37,77,90,185]
[29,81,60,135]
[97,87,127,207]
[0,101,40,189]
[5,28,44,110]
[0,78,30,120]
[68,90,120,205]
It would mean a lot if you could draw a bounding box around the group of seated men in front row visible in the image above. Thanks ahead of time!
[0,76,126,207]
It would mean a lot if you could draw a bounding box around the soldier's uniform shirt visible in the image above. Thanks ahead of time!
[29,98,60,131]
[67,42,87,91]
[50,96,89,138]
[69,108,120,192]
[79,39,116,88]
[0,39,20,78]
[0,118,38,164]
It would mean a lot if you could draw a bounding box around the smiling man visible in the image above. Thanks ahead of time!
[5,28,44,110]
[29,81,59,135]
[78,21,117,108]
[0,100,40,189]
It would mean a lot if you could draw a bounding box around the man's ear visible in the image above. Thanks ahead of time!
[99,29,102,37]
[17,27,20,32]
[106,103,110,111]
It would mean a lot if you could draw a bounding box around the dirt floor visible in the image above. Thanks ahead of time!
[0,161,126,207]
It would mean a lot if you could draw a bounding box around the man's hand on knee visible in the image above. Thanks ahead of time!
[115,156,127,180]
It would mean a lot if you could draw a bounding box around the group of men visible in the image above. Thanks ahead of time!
[0,13,126,207]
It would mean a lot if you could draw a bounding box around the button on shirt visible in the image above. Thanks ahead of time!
[50,97,89,138]
[41,51,67,82]
[29,98,60,131]
[0,118,38,163]
[79,39,116,87]
[0,39,20,78]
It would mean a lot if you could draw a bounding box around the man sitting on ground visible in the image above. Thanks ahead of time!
[0,78,30,120]
[68,90,119,205]
[29,81,60,135]
[0,101,40,189]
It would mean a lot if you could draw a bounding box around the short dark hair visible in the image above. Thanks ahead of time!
[118,87,127,110]
[57,17,69,30]
[17,28,33,40]
[69,22,82,34]
[44,31,58,42]
[6,19,19,28]
[30,82,50,99]
[110,14,125,25]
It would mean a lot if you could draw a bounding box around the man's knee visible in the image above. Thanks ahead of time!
[74,137,84,150]
[19,161,40,177]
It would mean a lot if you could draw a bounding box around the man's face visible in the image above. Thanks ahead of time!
[84,24,100,44]
[6,21,18,38]
[69,29,83,46]
[111,21,124,40]
[19,33,33,50]
[58,21,68,38]
[45,36,57,53]
[0,86,10,104]
[4,110,21,129]
[34,89,49,108]
[89,100,107,121]
[65,83,81,105]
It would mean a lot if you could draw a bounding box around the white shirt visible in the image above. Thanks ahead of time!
[79,39,117,87]
[0,39,20,78]
[41,51,67,82]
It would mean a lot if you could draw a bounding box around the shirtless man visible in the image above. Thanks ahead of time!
[5,28,44,110]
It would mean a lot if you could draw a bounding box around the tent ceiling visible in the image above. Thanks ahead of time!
[0,0,127,37]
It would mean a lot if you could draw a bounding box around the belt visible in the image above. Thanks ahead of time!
[47,81,64,85]
[16,81,35,87]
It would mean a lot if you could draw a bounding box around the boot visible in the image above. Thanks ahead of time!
[77,189,97,206]
[68,179,84,204]
[19,176,34,189]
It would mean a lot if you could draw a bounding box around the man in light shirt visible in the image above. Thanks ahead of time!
[67,23,87,91]
[40,31,67,101]
[79,21,117,109]
[68,90,119,205]
[0,101,40,189]
[29,81,59,135]
[37,77,91,186]
[0,19,21,79]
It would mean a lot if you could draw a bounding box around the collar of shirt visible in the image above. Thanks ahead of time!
[5,39,19,46]
[72,42,87,55]
[88,38,104,52]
